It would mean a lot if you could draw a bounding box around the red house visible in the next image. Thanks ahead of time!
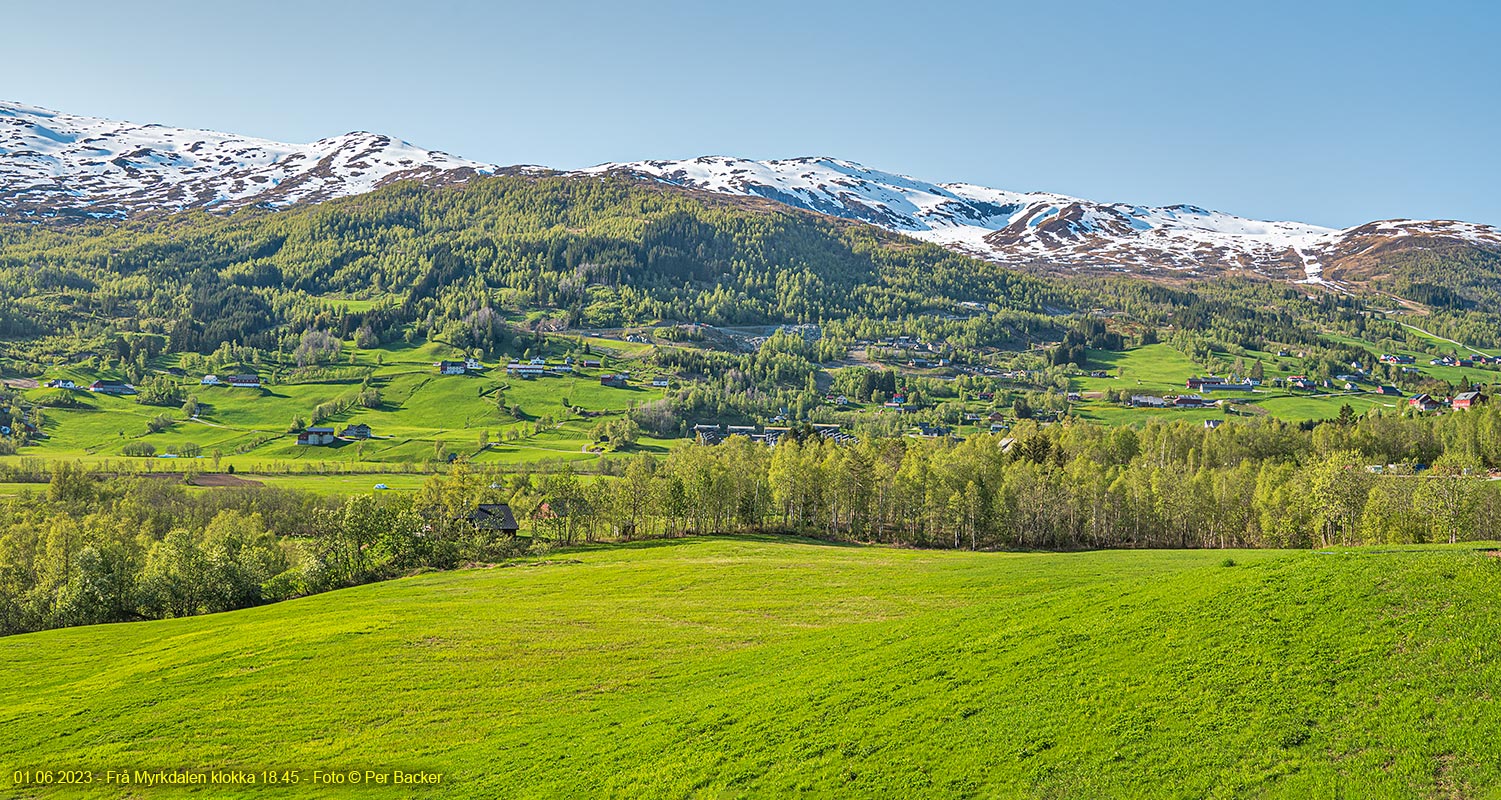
[1453,391,1487,411]
[1409,393,1442,412]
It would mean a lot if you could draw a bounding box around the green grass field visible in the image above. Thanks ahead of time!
[7,339,672,472]
[9,329,1492,475]
[4,537,1500,798]
[1068,343,1433,424]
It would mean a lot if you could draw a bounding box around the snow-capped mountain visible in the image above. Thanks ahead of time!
[3,101,1496,285]
[0,101,495,219]
[582,156,1501,283]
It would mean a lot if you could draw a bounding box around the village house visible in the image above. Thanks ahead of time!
[506,362,545,378]
[1130,395,1167,408]
[340,423,373,440]
[1379,353,1416,365]
[1172,395,1206,408]
[436,360,468,376]
[600,374,629,388]
[464,357,483,371]
[227,374,261,388]
[46,379,76,389]
[468,503,520,533]
[1204,419,1223,430]
[296,427,337,446]
[1376,385,1403,396]
[761,426,791,446]
[652,377,671,388]
[579,359,602,368]
[1409,393,1443,412]
[89,380,135,395]
[817,425,858,444]
[1453,391,1488,411]
[693,424,723,445]
[200,374,220,386]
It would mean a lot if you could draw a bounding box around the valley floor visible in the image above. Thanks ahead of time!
[3,538,1500,798]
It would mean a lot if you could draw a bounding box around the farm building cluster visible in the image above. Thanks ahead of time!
[693,423,857,447]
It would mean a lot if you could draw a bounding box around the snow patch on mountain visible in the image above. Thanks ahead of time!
[0,100,495,218]
[581,156,1353,278]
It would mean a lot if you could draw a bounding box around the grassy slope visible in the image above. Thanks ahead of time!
[1072,344,1400,423]
[3,538,1500,798]
[11,338,672,472]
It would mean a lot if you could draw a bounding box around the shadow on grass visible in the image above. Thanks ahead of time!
[551,531,869,557]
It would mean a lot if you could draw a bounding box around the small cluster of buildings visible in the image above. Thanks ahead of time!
[693,423,855,447]
[873,334,938,352]
[1283,375,1399,395]
[296,422,375,446]
[87,380,136,395]
[913,422,953,438]
[503,356,608,380]
[1185,376,1258,393]
[1429,354,1495,368]
[437,357,485,376]
[201,374,261,388]
[1410,391,1489,412]
[1130,394,1210,409]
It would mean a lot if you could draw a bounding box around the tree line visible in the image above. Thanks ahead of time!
[535,407,1501,550]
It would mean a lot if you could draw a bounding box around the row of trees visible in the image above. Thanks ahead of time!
[530,408,1501,550]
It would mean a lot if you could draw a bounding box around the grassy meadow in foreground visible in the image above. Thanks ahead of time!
[3,538,1500,798]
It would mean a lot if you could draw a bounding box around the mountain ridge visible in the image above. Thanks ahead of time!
[0,100,494,219]
[3,101,1498,287]
[582,156,1501,285]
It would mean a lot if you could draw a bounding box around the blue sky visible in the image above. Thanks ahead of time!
[4,0,1497,227]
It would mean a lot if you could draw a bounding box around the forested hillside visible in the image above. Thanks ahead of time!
[0,175,1077,360]
[7,172,1491,371]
